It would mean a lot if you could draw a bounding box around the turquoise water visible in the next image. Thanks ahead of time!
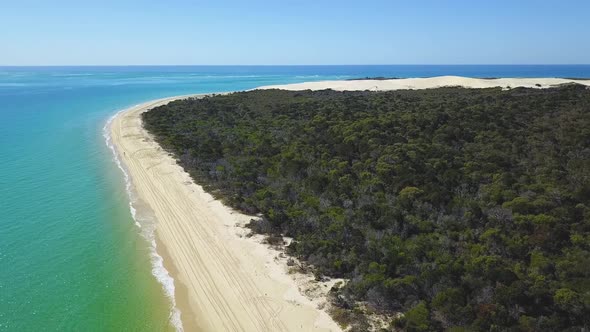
[1,65,590,331]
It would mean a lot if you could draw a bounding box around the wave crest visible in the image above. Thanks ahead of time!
[103,109,184,332]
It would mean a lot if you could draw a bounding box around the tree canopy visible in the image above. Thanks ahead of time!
[143,85,590,331]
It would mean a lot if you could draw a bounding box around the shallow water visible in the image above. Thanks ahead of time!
[1,65,589,331]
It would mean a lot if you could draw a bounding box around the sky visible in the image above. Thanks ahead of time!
[2,0,589,65]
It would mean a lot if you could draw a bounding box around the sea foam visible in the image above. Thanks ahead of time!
[103,108,184,332]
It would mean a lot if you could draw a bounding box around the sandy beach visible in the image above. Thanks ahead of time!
[109,77,589,332]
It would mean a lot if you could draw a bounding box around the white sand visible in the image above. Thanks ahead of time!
[110,76,589,332]
[257,75,590,91]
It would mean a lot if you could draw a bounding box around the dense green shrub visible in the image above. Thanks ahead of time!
[143,85,590,330]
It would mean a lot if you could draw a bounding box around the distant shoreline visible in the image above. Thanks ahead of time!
[347,76,590,81]
[346,76,402,80]
[257,75,590,91]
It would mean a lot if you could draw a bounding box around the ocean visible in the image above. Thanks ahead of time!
[1,65,589,331]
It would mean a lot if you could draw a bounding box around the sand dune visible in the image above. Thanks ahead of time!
[257,75,590,91]
[110,77,589,332]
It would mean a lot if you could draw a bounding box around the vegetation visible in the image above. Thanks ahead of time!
[143,85,590,331]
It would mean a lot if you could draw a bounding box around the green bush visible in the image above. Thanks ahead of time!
[143,85,590,330]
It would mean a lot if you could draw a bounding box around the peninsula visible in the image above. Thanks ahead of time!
[110,77,590,331]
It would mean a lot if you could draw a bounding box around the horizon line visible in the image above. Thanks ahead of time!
[1,64,590,67]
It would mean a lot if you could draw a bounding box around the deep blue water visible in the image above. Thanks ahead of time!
[1,65,589,332]
[2,65,590,80]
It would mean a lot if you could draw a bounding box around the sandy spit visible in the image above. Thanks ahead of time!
[110,76,589,332]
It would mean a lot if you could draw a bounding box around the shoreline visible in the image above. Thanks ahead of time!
[108,76,589,332]
[104,96,195,331]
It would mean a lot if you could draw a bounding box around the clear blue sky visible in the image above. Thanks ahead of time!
[2,0,589,65]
